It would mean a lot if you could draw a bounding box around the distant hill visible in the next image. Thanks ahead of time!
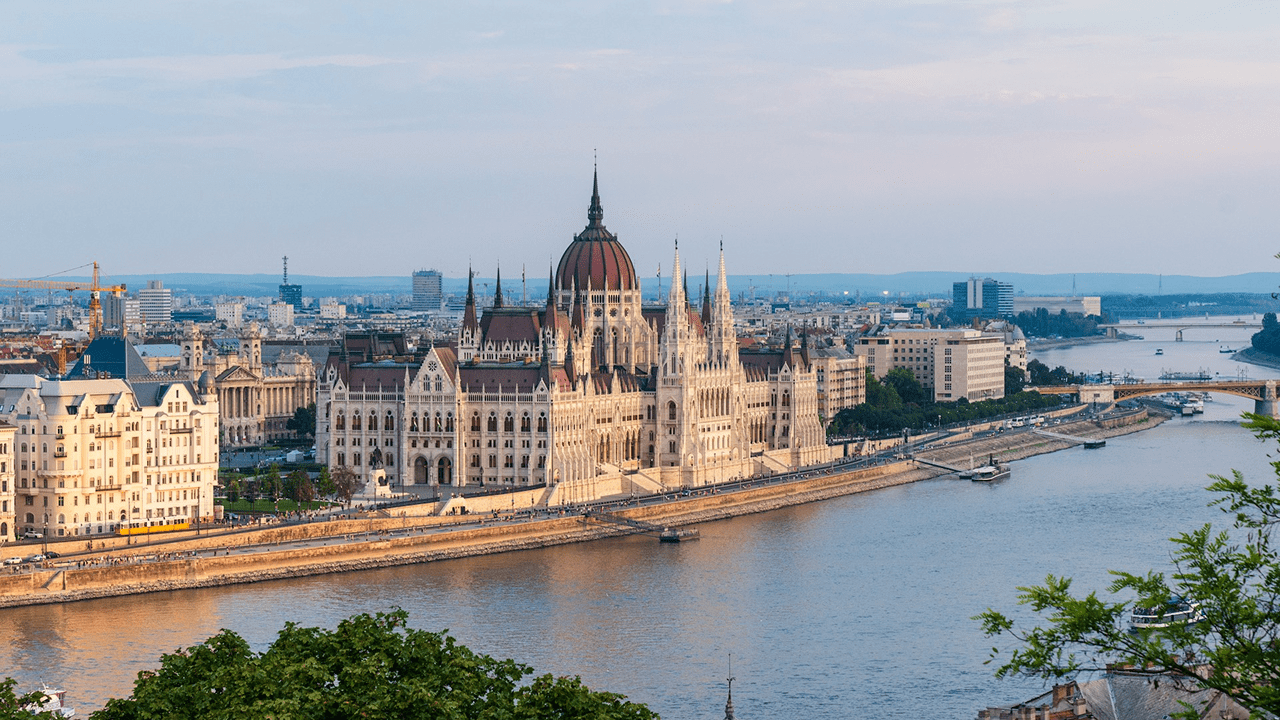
[9,271,1279,299]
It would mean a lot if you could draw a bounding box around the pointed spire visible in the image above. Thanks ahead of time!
[781,324,794,369]
[683,270,691,309]
[587,165,604,228]
[494,267,504,308]
[701,268,712,326]
[463,267,478,332]
[571,278,585,330]
[564,337,577,388]
[667,239,683,307]
[724,657,736,720]
[800,322,811,368]
[716,240,730,298]
[545,263,556,314]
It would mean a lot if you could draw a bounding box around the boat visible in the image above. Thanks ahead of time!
[1130,597,1204,631]
[970,464,1009,482]
[1154,348,1163,356]
[1220,346,1236,354]
[24,685,75,717]
[659,527,699,543]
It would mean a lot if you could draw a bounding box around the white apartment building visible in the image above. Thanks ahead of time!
[854,328,1006,402]
[216,301,245,328]
[809,344,867,424]
[319,300,346,319]
[0,424,14,542]
[267,302,295,328]
[0,364,219,538]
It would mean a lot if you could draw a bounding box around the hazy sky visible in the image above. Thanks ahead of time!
[3,1,1279,283]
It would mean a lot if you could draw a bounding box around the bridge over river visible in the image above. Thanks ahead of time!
[1099,320,1260,341]
[1033,379,1280,417]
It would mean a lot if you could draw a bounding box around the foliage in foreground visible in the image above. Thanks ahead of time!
[977,413,1280,719]
[0,678,61,719]
[10,611,656,720]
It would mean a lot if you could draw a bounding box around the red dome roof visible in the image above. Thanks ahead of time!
[555,172,637,292]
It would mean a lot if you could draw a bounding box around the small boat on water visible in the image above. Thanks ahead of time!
[1220,346,1237,354]
[1130,597,1204,631]
[1154,348,1164,356]
[659,527,699,543]
[25,685,75,717]
[970,464,1009,482]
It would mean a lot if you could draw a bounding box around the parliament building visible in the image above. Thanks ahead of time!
[316,174,831,503]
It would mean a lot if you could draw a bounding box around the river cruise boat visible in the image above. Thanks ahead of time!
[1154,348,1163,355]
[659,527,699,543]
[1129,597,1204,631]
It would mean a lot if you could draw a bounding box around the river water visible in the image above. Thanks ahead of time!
[2,318,1277,719]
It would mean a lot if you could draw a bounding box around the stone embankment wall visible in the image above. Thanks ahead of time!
[0,407,1162,608]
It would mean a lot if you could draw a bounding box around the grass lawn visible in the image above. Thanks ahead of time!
[216,499,337,513]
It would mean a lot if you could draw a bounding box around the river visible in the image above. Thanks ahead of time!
[1,317,1276,719]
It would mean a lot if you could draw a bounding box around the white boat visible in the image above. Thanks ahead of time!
[970,464,1009,482]
[1130,597,1204,631]
[1154,348,1164,356]
[25,685,75,717]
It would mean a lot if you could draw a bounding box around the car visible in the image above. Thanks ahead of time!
[24,554,45,563]
[43,551,60,559]
[2,557,22,566]
[21,530,43,539]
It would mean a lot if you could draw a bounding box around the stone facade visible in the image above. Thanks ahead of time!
[0,425,14,542]
[0,371,219,538]
[179,322,316,448]
[316,174,832,504]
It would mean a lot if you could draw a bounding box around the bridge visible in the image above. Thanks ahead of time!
[1099,321,1260,341]
[1033,380,1280,417]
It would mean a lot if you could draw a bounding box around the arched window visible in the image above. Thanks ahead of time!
[521,414,530,432]
[384,412,394,431]
[537,414,547,433]
[471,413,481,432]
[668,402,677,421]
[503,414,514,432]
[369,412,377,430]
[410,413,419,432]
[487,414,498,432]
[782,392,790,407]
[446,413,455,432]
[351,414,360,431]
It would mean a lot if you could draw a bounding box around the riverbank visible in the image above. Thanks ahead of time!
[1232,347,1280,372]
[1028,335,1129,351]
[0,409,1164,608]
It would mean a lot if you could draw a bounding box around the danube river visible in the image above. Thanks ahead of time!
[2,319,1277,719]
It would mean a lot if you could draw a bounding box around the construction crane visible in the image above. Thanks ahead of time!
[0,262,126,339]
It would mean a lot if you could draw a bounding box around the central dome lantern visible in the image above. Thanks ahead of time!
[554,171,638,292]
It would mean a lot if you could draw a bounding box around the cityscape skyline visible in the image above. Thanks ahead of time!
[3,3,1278,280]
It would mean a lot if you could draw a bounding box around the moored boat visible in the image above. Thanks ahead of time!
[970,464,1009,482]
[659,527,699,543]
[24,685,75,717]
[1130,597,1204,631]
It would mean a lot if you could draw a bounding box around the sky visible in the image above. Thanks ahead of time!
[2,1,1279,284]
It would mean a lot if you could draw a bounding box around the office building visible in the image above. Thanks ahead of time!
[412,270,443,312]
[952,278,1013,320]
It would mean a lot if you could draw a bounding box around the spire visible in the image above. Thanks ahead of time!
[545,264,556,315]
[587,165,604,229]
[724,658,736,720]
[463,268,478,332]
[683,270,691,309]
[716,240,730,298]
[800,322,811,368]
[494,267,504,308]
[667,239,683,307]
[564,337,577,388]
[571,278,585,330]
[701,268,712,326]
[781,324,794,368]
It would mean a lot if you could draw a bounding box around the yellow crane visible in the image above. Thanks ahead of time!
[0,262,126,339]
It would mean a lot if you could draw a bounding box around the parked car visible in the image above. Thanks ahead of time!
[21,530,43,539]
[2,557,22,566]
[24,554,45,563]
[44,551,61,559]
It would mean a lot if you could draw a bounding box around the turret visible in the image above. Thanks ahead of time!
[493,267,504,309]
[781,325,794,370]
[460,269,480,362]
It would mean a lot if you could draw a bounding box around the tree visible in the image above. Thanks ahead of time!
[315,465,337,498]
[286,469,314,504]
[1004,363,1027,396]
[224,479,241,505]
[977,413,1280,718]
[75,610,656,720]
[261,464,284,502]
[883,367,927,405]
[286,402,317,440]
[332,465,361,506]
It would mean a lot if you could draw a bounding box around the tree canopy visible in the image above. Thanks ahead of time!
[72,610,658,720]
[977,413,1280,719]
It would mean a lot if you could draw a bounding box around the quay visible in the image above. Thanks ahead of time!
[0,406,1163,608]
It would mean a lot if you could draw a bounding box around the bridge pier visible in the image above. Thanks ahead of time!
[1257,381,1280,419]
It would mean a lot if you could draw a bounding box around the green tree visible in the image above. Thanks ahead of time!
[315,465,337,498]
[1004,363,1027,395]
[286,469,314,504]
[224,479,241,504]
[864,371,902,408]
[261,464,284,502]
[81,610,656,720]
[286,402,317,440]
[883,367,927,405]
[977,413,1280,718]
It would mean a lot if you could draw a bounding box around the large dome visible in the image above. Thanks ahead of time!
[555,172,637,292]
